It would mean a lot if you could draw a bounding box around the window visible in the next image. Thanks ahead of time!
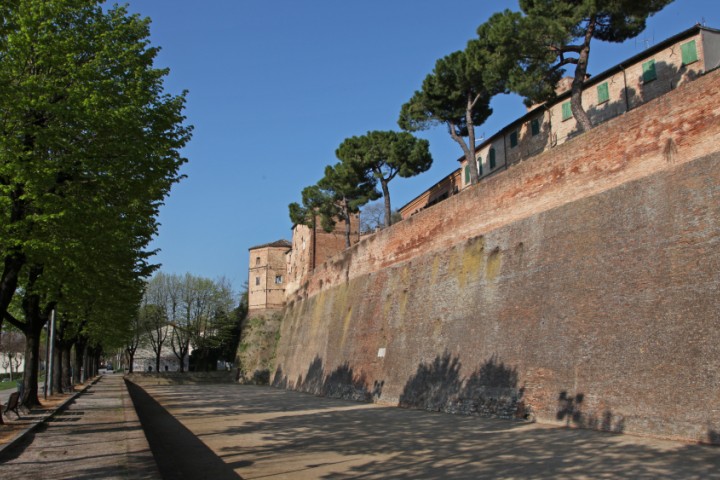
[681,40,698,65]
[488,148,496,169]
[509,130,518,148]
[255,277,260,286]
[478,159,483,176]
[561,101,572,121]
[255,256,260,265]
[275,275,283,284]
[642,59,657,83]
[464,165,470,184]
[531,118,540,136]
[597,82,609,104]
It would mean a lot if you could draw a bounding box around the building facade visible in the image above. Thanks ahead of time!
[285,215,360,298]
[248,240,292,314]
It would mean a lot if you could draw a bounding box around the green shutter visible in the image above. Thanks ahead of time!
[531,118,540,136]
[642,60,657,83]
[597,82,609,103]
[510,130,518,148]
[478,160,483,176]
[489,148,496,169]
[464,165,470,184]
[681,40,698,65]
[561,101,572,121]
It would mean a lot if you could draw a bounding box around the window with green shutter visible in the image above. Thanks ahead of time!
[489,148,496,169]
[510,130,518,148]
[531,118,540,136]
[561,101,572,121]
[681,40,698,65]
[464,165,470,184]
[597,82,609,104]
[478,159,483,176]
[642,59,657,83]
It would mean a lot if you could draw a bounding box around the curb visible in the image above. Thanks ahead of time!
[0,375,103,457]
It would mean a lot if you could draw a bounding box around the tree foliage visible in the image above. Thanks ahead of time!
[139,272,237,372]
[336,131,431,227]
[398,48,499,185]
[485,0,674,131]
[0,0,190,405]
[289,161,379,248]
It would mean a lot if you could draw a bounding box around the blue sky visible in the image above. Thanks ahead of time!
[121,0,719,294]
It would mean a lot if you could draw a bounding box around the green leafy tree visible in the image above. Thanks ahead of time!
[0,1,190,405]
[289,163,379,248]
[289,185,334,232]
[336,131,432,227]
[490,0,674,131]
[399,49,498,186]
[317,162,380,247]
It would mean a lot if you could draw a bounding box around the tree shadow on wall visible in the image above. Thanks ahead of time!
[399,352,527,420]
[272,356,383,403]
[399,351,462,412]
[556,390,625,434]
[567,59,701,141]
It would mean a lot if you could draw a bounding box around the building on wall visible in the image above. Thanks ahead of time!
[248,217,360,313]
[248,240,292,315]
[399,169,461,220]
[402,24,720,212]
[285,214,360,297]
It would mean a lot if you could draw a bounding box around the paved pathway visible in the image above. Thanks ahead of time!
[0,374,158,479]
[128,382,720,479]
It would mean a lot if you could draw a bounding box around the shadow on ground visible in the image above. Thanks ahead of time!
[141,383,720,479]
[124,379,241,480]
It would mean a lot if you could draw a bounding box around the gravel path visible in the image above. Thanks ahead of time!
[0,374,159,480]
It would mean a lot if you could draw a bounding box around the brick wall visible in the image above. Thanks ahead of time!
[273,68,720,443]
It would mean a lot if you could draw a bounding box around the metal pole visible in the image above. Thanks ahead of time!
[48,309,56,396]
[43,319,51,400]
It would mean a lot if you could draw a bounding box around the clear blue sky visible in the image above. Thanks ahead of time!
[121,0,719,294]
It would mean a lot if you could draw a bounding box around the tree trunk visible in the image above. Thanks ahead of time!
[62,345,72,391]
[126,348,135,373]
[465,94,478,185]
[155,350,161,373]
[570,16,595,132]
[381,179,392,228]
[52,343,63,394]
[21,321,43,407]
[74,338,86,383]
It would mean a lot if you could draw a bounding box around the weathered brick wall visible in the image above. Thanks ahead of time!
[274,68,720,443]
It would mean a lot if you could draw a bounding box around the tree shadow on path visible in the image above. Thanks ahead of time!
[124,379,242,480]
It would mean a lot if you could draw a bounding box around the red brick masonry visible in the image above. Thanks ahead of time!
[274,68,720,443]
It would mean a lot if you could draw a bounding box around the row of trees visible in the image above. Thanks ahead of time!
[0,1,191,424]
[289,131,433,245]
[290,1,673,236]
[125,273,245,374]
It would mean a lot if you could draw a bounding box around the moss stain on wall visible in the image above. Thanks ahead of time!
[457,236,485,289]
[486,247,503,282]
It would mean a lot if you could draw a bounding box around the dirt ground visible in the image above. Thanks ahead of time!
[132,382,720,479]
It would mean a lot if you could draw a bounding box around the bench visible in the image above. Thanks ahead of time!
[3,391,21,418]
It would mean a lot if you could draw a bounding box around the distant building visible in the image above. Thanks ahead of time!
[248,240,292,315]
[247,216,360,313]
[132,328,190,372]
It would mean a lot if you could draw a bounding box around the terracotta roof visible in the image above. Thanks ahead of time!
[248,239,292,251]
